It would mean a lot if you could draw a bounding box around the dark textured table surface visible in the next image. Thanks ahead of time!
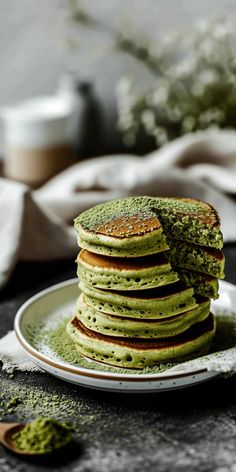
[0,244,236,472]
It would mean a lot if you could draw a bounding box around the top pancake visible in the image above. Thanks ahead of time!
[75,196,223,252]
[76,198,162,239]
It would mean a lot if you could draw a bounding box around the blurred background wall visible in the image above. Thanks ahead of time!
[1,0,236,154]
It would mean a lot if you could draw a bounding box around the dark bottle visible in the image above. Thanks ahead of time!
[75,81,104,158]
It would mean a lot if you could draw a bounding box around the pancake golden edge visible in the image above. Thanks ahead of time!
[66,313,216,369]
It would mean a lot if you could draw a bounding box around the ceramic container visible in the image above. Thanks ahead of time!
[1,96,77,187]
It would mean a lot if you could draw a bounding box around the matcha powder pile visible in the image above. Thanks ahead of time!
[11,417,72,454]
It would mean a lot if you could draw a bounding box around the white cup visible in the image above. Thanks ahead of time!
[1,96,77,188]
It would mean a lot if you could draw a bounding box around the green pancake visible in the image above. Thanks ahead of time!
[177,269,219,300]
[76,295,210,338]
[77,250,179,291]
[77,202,169,257]
[66,313,216,368]
[168,240,225,278]
[79,280,198,319]
[77,233,168,258]
[75,196,223,251]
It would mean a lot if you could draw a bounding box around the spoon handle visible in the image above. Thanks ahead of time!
[0,423,19,442]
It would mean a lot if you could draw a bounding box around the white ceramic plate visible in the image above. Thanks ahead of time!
[14,279,235,393]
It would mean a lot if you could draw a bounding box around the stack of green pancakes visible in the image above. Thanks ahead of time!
[67,196,225,369]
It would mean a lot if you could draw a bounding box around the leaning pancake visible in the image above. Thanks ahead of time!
[66,313,216,368]
[168,240,225,278]
[76,295,210,338]
[75,196,223,251]
[77,250,179,291]
[177,269,219,299]
[79,280,198,319]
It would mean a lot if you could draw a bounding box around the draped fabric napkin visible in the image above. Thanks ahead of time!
[1,128,236,373]
[1,128,236,289]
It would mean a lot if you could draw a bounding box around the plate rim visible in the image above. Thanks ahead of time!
[14,278,232,382]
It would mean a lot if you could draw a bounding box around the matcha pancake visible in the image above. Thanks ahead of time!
[79,280,198,319]
[77,234,168,258]
[76,295,210,339]
[178,269,219,299]
[77,205,169,257]
[77,250,179,291]
[169,240,225,278]
[75,196,223,251]
[66,313,216,368]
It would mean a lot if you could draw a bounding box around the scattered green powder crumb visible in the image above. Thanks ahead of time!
[0,375,98,439]
[25,307,236,376]
[0,308,235,447]
[6,396,21,414]
[11,417,72,454]
[28,319,174,375]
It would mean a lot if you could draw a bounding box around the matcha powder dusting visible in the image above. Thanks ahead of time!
[11,417,72,454]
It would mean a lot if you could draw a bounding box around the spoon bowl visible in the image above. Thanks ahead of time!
[0,422,71,457]
[0,423,31,456]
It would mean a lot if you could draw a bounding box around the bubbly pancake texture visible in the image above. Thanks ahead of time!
[76,295,210,339]
[79,281,198,319]
[77,250,179,291]
[66,313,216,368]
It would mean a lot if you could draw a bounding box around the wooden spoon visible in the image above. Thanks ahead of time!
[0,423,42,456]
[0,422,70,456]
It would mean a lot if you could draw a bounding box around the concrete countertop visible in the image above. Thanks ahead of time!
[0,243,235,471]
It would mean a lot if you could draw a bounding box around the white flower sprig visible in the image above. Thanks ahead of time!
[116,16,236,146]
[67,5,236,147]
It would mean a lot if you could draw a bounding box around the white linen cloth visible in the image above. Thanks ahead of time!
[0,331,42,373]
[1,129,236,290]
[1,129,236,373]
